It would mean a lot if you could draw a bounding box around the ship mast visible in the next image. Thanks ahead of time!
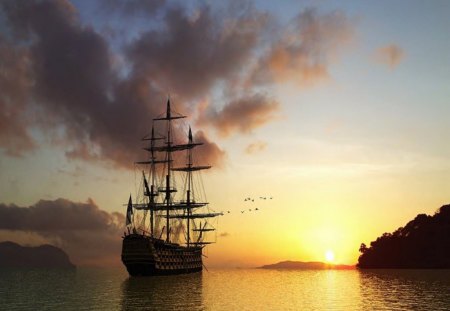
[170,127,224,247]
[136,125,165,237]
[149,126,157,236]
[135,97,223,246]
[186,127,193,247]
[165,103,171,243]
[153,99,186,243]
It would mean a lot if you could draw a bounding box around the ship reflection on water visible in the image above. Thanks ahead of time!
[121,272,204,311]
[1,268,450,310]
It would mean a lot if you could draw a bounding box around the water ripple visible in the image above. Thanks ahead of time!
[1,268,449,310]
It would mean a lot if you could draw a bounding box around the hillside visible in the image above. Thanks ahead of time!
[358,204,450,268]
[259,260,354,270]
[0,241,76,269]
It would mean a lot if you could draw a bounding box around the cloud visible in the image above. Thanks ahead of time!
[0,0,268,168]
[99,0,166,17]
[0,1,354,168]
[0,35,35,156]
[198,94,280,137]
[374,44,405,69]
[193,130,227,168]
[0,198,124,266]
[126,3,268,99]
[245,141,267,154]
[1,0,148,168]
[250,8,354,87]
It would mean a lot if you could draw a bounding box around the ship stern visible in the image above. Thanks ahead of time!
[121,234,156,276]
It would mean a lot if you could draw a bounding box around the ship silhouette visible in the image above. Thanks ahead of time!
[121,99,222,276]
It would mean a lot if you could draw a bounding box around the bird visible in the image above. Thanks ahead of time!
[249,209,252,211]
[255,208,259,211]
[227,211,230,213]
[252,199,254,202]
[270,197,273,199]
[244,198,247,201]
[241,211,245,213]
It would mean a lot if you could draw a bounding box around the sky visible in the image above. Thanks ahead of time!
[1,0,450,267]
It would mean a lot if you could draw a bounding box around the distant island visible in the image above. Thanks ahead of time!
[259,260,355,270]
[0,241,75,269]
[358,204,450,269]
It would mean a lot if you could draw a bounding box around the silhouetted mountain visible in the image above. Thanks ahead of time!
[259,260,354,270]
[0,241,75,269]
[358,204,450,269]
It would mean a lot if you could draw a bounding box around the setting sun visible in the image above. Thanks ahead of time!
[325,250,335,263]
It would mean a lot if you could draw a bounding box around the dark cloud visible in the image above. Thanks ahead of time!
[0,35,34,156]
[0,0,225,168]
[99,0,166,16]
[198,94,279,137]
[1,0,260,168]
[127,4,268,99]
[250,9,354,87]
[0,1,354,167]
[0,198,124,266]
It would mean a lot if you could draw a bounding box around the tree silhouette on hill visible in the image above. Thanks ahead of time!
[358,204,450,269]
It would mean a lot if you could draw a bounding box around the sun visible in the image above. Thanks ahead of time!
[325,250,335,263]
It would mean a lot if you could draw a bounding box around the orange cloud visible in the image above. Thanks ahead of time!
[245,141,267,154]
[198,94,280,137]
[374,44,405,69]
[251,9,354,87]
[193,130,227,168]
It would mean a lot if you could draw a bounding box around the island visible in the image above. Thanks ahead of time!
[0,241,76,269]
[259,260,354,270]
[358,204,450,269]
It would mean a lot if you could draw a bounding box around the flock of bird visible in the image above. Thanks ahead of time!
[220,196,274,215]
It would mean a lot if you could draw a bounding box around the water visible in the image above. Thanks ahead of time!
[1,268,449,310]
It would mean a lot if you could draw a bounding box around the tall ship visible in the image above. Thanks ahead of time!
[121,99,222,276]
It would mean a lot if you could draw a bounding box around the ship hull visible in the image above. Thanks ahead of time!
[121,234,203,276]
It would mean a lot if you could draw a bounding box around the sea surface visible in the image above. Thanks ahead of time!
[1,267,450,310]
